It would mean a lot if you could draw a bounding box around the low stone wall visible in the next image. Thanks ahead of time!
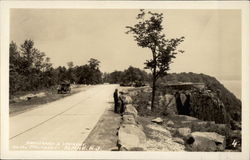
[116,94,147,151]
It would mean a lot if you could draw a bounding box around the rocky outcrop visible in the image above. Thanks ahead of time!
[189,90,229,124]
[186,132,226,151]
[170,89,230,124]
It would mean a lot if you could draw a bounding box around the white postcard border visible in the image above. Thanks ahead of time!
[1,1,249,159]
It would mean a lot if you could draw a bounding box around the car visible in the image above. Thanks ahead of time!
[57,82,71,94]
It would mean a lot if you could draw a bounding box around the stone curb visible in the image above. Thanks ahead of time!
[116,94,147,151]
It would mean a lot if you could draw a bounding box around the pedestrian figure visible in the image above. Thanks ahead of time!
[119,91,125,114]
[113,89,119,113]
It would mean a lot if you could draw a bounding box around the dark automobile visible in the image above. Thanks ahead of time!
[57,82,71,94]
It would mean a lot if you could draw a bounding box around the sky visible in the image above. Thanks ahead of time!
[10,9,241,81]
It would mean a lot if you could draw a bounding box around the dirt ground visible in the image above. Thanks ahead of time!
[9,85,92,116]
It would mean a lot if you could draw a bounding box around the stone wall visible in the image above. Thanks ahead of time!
[116,93,147,151]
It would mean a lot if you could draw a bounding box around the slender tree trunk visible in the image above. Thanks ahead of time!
[151,76,156,112]
[151,48,157,112]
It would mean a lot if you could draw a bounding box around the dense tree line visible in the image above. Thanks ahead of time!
[10,39,151,97]
[9,40,102,96]
[103,66,151,85]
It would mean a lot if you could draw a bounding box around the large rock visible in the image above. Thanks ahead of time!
[127,90,139,97]
[186,132,226,151]
[124,104,138,119]
[151,117,163,124]
[36,92,46,98]
[180,93,187,105]
[172,137,185,145]
[174,115,198,121]
[122,95,133,104]
[142,87,152,93]
[180,121,193,125]
[117,124,147,151]
[196,121,215,125]
[177,127,191,137]
[122,115,136,125]
[160,94,178,115]
[166,120,175,127]
[191,121,216,131]
[146,124,171,137]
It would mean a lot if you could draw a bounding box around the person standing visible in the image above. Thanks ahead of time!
[119,91,125,114]
[113,89,119,113]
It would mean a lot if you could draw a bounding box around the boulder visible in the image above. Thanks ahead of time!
[117,124,147,151]
[147,105,151,111]
[124,104,138,119]
[137,124,144,131]
[11,97,21,103]
[174,115,198,121]
[151,117,163,124]
[122,115,136,125]
[162,94,177,115]
[142,87,152,93]
[166,120,175,127]
[146,124,171,137]
[123,95,133,104]
[196,121,209,125]
[186,132,226,151]
[172,137,185,145]
[166,126,176,132]
[180,121,193,125]
[127,90,138,97]
[36,92,46,98]
[177,127,191,137]
[180,93,187,105]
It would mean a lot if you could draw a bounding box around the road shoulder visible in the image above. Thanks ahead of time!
[80,104,121,151]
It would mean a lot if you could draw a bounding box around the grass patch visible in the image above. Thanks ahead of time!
[9,85,91,116]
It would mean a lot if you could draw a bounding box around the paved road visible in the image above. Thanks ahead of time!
[9,84,118,151]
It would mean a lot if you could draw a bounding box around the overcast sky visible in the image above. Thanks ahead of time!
[10,9,241,81]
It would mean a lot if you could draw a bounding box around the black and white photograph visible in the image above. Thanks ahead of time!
[0,1,249,159]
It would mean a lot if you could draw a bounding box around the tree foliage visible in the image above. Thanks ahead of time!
[103,66,150,85]
[9,40,54,94]
[126,9,185,110]
[9,40,103,96]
